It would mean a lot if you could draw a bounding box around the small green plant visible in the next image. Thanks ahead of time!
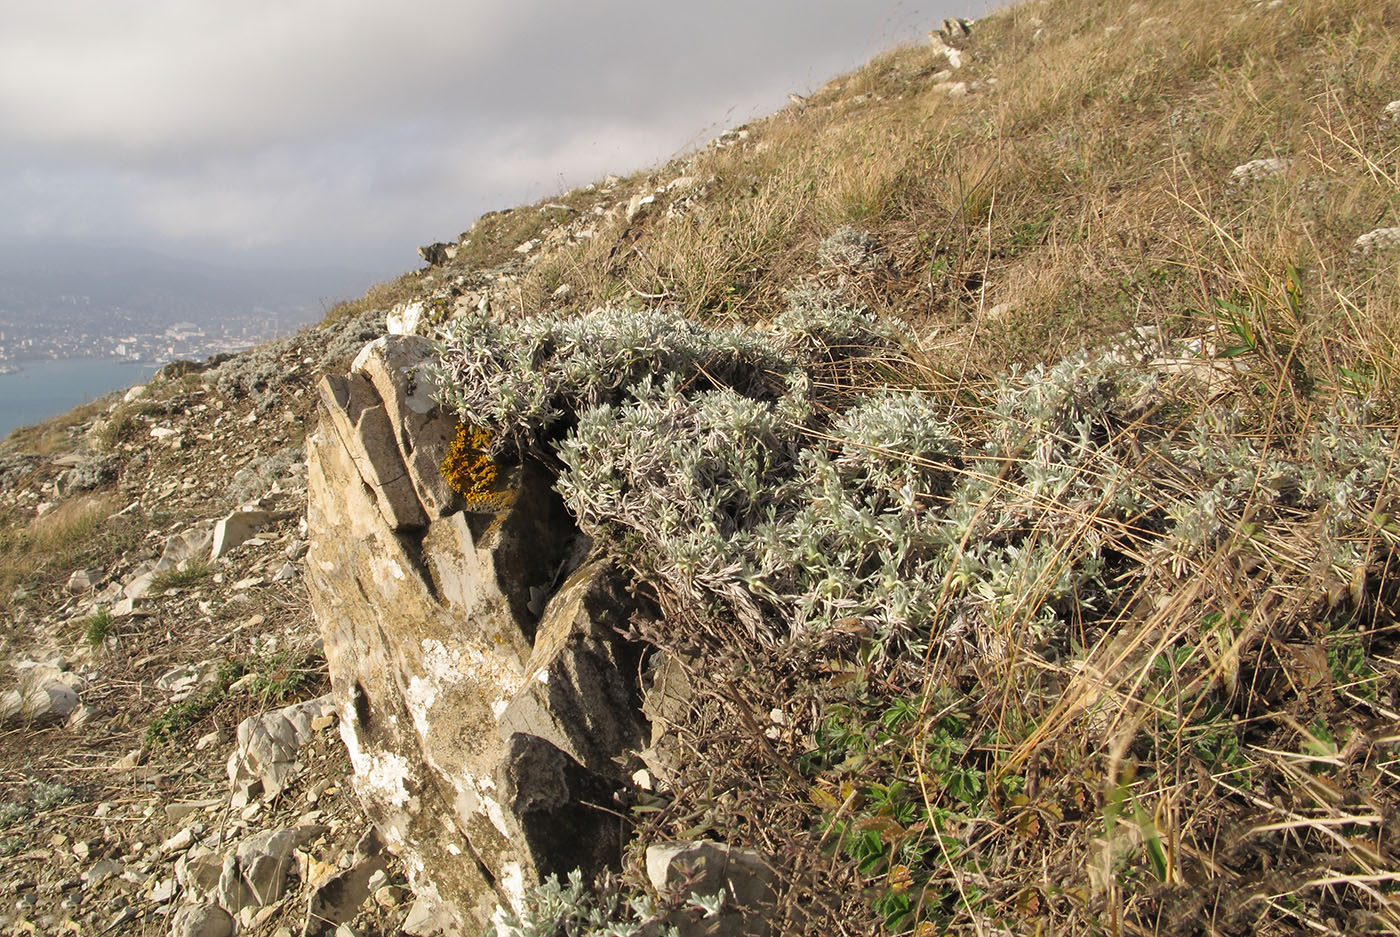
[29,780,74,811]
[81,608,113,646]
[247,651,319,704]
[145,659,246,746]
[492,867,727,937]
[0,802,30,827]
[0,836,24,857]
[150,562,211,595]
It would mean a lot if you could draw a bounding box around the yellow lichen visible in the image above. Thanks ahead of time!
[440,421,498,498]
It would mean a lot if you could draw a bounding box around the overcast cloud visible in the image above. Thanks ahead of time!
[0,0,978,278]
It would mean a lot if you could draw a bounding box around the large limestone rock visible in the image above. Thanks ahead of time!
[351,335,460,519]
[306,336,647,934]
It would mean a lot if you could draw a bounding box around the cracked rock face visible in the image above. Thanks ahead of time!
[306,336,646,933]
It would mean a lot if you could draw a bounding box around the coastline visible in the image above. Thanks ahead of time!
[0,357,162,442]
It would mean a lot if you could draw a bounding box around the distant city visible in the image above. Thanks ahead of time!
[0,240,378,374]
[0,302,317,374]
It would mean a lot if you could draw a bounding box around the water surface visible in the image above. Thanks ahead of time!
[0,359,160,442]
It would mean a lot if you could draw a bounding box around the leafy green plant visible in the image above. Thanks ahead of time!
[145,660,246,746]
[150,562,211,595]
[0,802,30,827]
[81,608,114,646]
[29,781,74,811]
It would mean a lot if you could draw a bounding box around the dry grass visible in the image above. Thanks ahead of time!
[2,398,112,456]
[0,495,125,602]
[319,269,425,326]
[332,0,1400,932]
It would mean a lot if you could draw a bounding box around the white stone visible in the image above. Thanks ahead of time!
[1228,157,1291,184]
[1353,227,1400,255]
[210,509,276,561]
[170,902,234,937]
[66,567,103,594]
[161,826,196,854]
[386,301,426,336]
[0,664,83,726]
[123,569,158,600]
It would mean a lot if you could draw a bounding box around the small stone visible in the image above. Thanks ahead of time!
[645,841,779,936]
[272,562,296,582]
[402,899,442,936]
[227,672,260,694]
[66,568,103,594]
[0,664,82,726]
[373,885,407,908]
[66,704,97,729]
[1228,156,1291,184]
[82,858,123,889]
[161,827,195,854]
[111,749,143,771]
[1354,226,1400,255]
[165,799,220,825]
[170,902,235,937]
[310,714,335,732]
[194,730,224,752]
[305,779,332,805]
[210,509,277,562]
[149,877,176,903]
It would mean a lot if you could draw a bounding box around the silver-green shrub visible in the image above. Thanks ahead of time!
[436,302,1395,658]
[435,306,792,452]
[488,868,726,937]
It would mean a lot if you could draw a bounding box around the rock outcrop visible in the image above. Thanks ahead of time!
[306,334,647,933]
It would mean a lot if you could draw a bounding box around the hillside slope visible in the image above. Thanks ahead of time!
[1,0,1398,934]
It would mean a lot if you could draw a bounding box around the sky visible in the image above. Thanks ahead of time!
[0,0,980,281]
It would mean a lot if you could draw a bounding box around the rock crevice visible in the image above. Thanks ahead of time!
[306,335,647,933]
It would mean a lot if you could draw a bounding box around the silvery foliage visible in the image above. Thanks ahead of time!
[559,379,962,645]
[490,868,725,937]
[437,301,1395,657]
[436,306,791,452]
[771,287,904,359]
[815,226,878,270]
[1156,398,1394,579]
[558,341,1183,654]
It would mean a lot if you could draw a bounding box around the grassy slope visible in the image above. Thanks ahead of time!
[65,0,1400,933]
[419,1,1400,934]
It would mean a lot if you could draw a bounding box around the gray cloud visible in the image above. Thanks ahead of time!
[0,0,976,274]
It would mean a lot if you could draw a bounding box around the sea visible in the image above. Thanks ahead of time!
[0,359,161,442]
